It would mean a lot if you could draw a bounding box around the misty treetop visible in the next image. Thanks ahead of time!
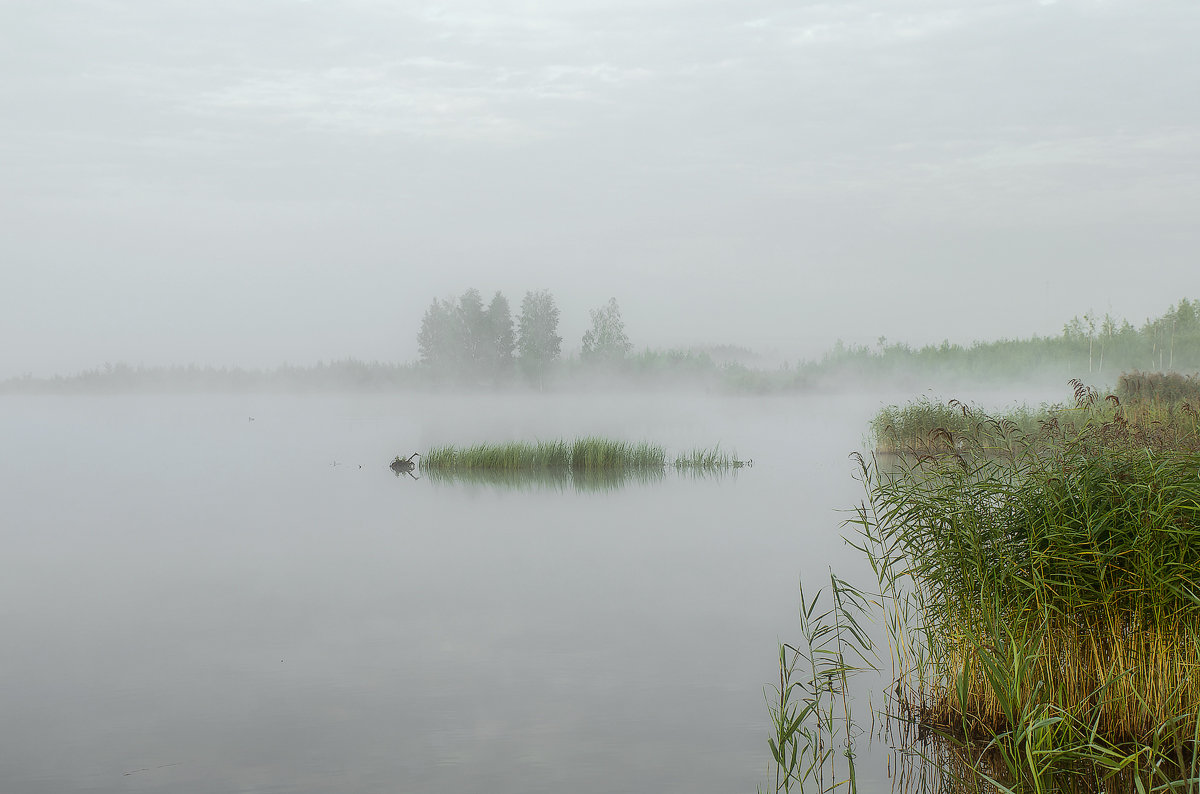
[581,297,632,365]
[414,291,642,385]
[417,289,518,382]
[487,292,516,378]
[416,288,564,385]
[516,289,563,384]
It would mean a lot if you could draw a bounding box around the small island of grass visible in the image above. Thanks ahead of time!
[419,438,748,473]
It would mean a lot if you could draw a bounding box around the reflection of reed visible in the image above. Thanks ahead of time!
[674,466,740,484]
[881,729,1150,794]
[884,731,1011,794]
[423,466,726,493]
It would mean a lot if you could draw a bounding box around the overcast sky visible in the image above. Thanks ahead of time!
[2,0,1197,377]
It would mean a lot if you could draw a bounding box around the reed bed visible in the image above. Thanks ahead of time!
[672,445,750,469]
[872,380,1200,457]
[1117,370,1200,406]
[421,438,747,474]
[856,385,1200,757]
[570,437,665,471]
[871,398,1048,455]
[866,448,1200,739]
[421,440,574,471]
[771,384,1200,793]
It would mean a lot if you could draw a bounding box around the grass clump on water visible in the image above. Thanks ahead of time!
[421,440,572,471]
[421,438,748,474]
[570,437,665,471]
[672,445,750,469]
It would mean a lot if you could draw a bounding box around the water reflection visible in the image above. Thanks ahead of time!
[388,453,420,477]
[880,732,1156,794]
[418,466,742,492]
[3,391,886,794]
[877,729,1020,794]
[779,669,1182,794]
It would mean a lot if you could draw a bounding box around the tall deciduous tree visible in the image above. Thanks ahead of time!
[457,288,486,372]
[581,297,632,365]
[416,298,459,377]
[484,291,516,380]
[517,289,562,385]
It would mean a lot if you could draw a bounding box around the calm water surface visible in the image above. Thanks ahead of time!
[1,390,1023,793]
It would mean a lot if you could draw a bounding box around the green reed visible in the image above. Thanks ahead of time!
[767,575,876,794]
[570,437,666,470]
[863,393,1200,787]
[421,440,573,471]
[862,444,1200,740]
[673,445,751,469]
[422,438,749,474]
[870,398,1048,455]
[775,384,1200,793]
[871,377,1200,457]
[1117,370,1200,406]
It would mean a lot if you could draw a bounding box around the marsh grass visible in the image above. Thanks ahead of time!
[422,440,573,471]
[421,438,748,474]
[862,441,1200,740]
[871,376,1200,457]
[776,383,1200,793]
[572,437,665,471]
[767,576,877,794]
[864,389,1200,788]
[871,398,1048,455]
[1117,371,1200,406]
[673,445,751,469]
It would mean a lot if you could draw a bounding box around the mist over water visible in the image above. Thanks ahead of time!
[5,0,1198,789]
[0,390,883,792]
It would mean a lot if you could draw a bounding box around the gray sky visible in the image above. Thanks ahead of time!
[3,0,1197,377]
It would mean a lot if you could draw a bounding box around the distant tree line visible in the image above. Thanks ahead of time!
[415,289,632,385]
[798,297,1200,386]
[0,359,422,394]
[6,297,1199,394]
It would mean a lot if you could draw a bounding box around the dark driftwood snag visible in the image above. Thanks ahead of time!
[390,453,420,478]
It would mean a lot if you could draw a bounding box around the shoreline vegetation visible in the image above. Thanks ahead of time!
[4,298,1199,394]
[871,371,1200,454]
[771,380,1200,792]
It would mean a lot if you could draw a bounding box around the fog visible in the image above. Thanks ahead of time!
[0,390,906,793]
[2,4,1198,791]
[4,1,1199,379]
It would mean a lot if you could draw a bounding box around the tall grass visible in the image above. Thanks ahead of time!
[767,575,876,794]
[871,376,1200,456]
[571,437,665,470]
[422,440,573,471]
[1117,370,1200,405]
[673,445,750,469]
[421,438,748,473]
[871,398,1048,455]
[776,384,1200,793]
[861,388,1200,787]
[862,443,1200,740]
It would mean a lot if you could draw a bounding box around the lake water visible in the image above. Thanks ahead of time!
[0,389,1046,793]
